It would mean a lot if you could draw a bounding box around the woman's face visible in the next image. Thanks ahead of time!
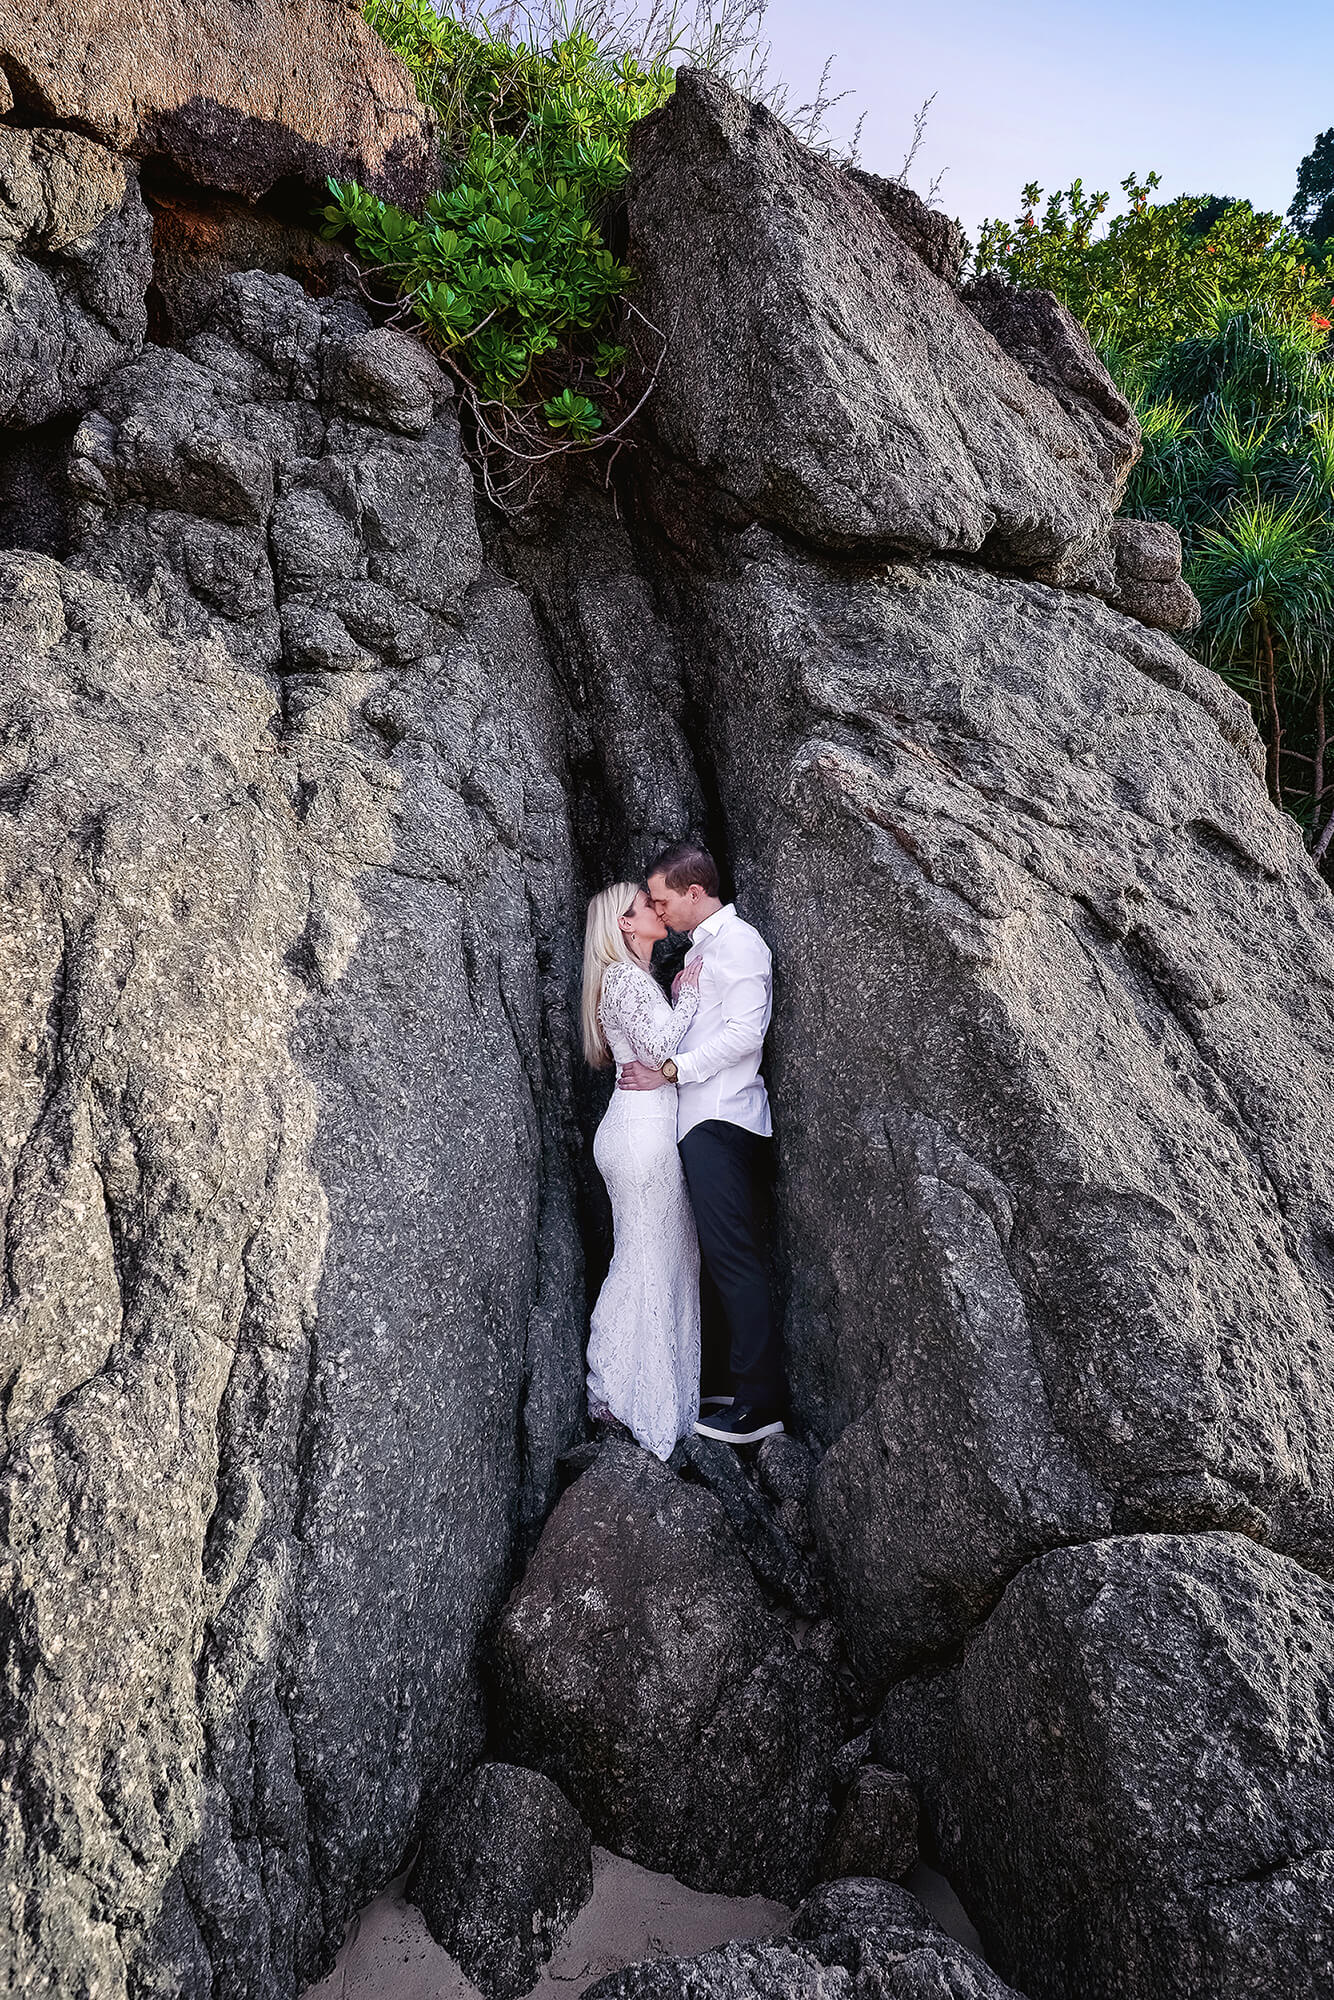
[621,888,668,951]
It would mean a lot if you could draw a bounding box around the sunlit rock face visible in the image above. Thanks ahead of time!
[0,0,435,203]
[0,276,583,1999]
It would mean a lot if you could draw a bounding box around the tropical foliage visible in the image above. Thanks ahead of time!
[974,172,1334,855]
[1291,128,1334,254]
[325,0,670,449]
[973,175,1331,370]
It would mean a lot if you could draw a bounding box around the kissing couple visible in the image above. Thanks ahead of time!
[580,840,784,1459]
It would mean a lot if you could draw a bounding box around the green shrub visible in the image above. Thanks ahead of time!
[324,0,674,436]
[972,174,1333,375]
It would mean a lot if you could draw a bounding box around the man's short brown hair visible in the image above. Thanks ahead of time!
[647,840,720,899]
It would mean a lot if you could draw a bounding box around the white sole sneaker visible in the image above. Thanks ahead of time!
[694,1414,785,1445]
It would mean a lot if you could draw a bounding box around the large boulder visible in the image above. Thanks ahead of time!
[820,1767,920,1883]
[877,1534,1334,2000]
[626,69,1137,569]
[492,1439,844,1902]
[408,1763,593,2000]
[643,527,1334,1691]
[0,271,584,2000]
[0,0,434,203]
[583,1877,1027,1998]
[0,127,151,427]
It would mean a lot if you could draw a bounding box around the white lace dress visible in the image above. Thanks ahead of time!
[587,960,701,1460]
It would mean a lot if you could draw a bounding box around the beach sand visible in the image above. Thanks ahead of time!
[302,1848,986,1998]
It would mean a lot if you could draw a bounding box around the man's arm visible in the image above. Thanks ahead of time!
[673,940,770,1086]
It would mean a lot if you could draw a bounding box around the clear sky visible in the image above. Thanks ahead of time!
[755,0,1334,244]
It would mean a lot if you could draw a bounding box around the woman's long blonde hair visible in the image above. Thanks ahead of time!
[582,880,644,1068]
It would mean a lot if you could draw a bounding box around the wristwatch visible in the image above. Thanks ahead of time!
[661,1058,679,1083]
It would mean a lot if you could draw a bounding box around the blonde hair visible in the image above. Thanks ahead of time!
[582,880,644,1068]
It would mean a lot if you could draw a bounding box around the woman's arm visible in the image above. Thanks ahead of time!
[603,962,700,1068]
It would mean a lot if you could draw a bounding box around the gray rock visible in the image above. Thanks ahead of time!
[582,1875,1025,1997]
[0,0,435,204]
[1106,516,1200,631]
[830,1731,874,1792]
[492,1438,844,1901]
[876,1534,1334,2000]
[627,69,1127,568]
[757,1432,817,1507]
[67,273,480,674]
[0,128,151,426]
[645,526,1334,1693]
[1111,514,1187,584]
[670,1431,825,1615]
[962,272,1140,497]
[0,255,584,2000]
[845,170,966,283]
[495,482,704,878]
[957,287,1197,631]
[408,1764,593,2000]
[821,1767,920,1882]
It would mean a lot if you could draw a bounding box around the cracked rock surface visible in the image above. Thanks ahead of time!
[0,127,151,427]
[877,1534,1334,2000]
[0,272,584,2000]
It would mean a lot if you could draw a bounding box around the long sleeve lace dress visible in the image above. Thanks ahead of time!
[587,960,701,1460]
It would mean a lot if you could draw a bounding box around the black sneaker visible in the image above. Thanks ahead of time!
[694,1403,785,1445]
[698,1393,734,1412]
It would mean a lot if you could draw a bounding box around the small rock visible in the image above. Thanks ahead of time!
[492,1438,842,1900]
[820,1766,919,1882]
[408,1763,593,2000]
[830,1728,872,1792]
[757,1432,816,1506]
[582,1874,1026,1997]
[672,1432,824,1614]
[789,1874,934,1940]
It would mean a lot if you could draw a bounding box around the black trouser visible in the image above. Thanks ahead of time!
[678,1119,783,1411]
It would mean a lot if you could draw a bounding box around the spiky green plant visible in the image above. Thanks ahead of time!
[1193,498,1334,807]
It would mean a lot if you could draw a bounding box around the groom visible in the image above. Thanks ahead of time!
[618,840,784,1446]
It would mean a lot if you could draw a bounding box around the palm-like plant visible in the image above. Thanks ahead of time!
[1193,498,1334,810]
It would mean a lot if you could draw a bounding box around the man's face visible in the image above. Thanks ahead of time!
[647,871,699,935]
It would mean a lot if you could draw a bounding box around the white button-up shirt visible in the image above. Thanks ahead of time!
[673,904,773,1141]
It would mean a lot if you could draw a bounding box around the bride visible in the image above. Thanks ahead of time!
[581,880,702,1460]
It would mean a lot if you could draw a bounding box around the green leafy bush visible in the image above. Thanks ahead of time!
[973,174,1333,371]
[323,0,673,436]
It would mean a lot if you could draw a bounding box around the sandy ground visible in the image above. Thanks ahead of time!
[302,1848,986,1999]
